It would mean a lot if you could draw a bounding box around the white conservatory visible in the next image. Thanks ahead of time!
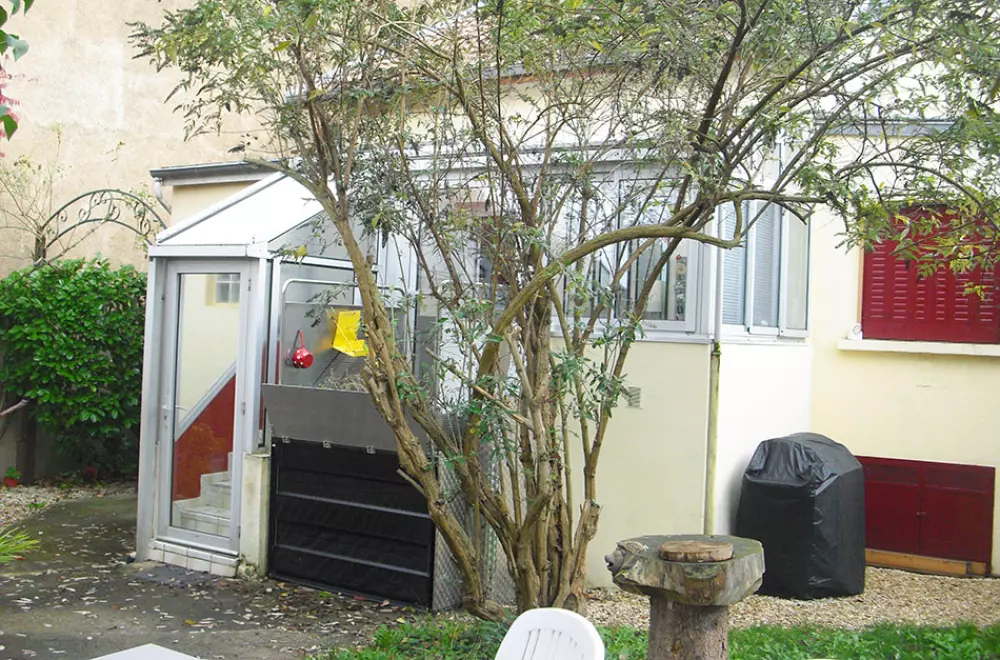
[135,172,442,598]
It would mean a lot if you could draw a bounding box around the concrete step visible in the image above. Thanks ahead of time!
[199,471,232,509]
[172,499,231,536]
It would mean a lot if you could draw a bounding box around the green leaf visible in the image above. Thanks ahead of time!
[3,32,27,59]
[0,110,17,139]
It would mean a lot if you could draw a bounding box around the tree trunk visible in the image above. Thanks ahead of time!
[17,404,36,485]
[647,598,728,660]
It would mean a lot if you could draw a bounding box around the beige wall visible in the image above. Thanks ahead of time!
[809,207,1000,573]
[0,1,254,275]
[572,340,711,587]
[170,182,257,225]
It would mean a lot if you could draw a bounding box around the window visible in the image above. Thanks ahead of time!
[210,273,241,305]
[554,173,699,333]
[861,209,1000,343]
[721,201,809,335]
[620,180,698,330]
[628,238,691,322]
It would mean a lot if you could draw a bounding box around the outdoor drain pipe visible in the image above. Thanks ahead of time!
[703,212,725,536]
[152,178,172,214]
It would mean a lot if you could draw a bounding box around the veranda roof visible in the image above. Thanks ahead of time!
[151,173,324,256]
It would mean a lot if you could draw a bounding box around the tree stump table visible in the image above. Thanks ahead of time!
[605,534,765,660]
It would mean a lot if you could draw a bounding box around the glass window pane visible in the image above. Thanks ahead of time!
[214,273,240,304]
[551,178,620,319]
[623,180,687,322]
[278,263,360,390]
[721,205,746,325]
[785,214,809,330]
[268,212,376,261]
[172,272,241,535]
[752,203,781,328]
[591,244,627,318]
[633,238,689,321]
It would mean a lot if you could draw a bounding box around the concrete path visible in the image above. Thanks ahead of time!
[0,495,410,659]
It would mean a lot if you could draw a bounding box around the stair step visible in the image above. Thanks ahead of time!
[199,471,233,508]
[179,503,230,521]
[173,498,232,536]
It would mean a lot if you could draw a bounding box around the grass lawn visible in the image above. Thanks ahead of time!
[316,618,1000,659]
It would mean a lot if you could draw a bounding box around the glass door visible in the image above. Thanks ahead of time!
[158,261,249,551]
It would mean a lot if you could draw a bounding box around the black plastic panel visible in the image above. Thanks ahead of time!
[269,440,435,606]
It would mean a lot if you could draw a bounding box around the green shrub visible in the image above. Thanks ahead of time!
[0,259,146,475]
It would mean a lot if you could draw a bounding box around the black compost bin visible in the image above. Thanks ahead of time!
[736,432,865,599]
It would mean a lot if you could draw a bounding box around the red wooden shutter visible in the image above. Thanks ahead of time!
[861,219,1000,343]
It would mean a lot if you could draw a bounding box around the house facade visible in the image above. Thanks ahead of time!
[810,203,1000,575]
[144,153,1000,600]
[2,0,989,602]
[137,166,812,594]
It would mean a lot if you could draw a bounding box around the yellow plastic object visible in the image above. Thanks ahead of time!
[330,309,369,357]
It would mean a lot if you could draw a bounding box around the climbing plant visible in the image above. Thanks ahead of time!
[0,135,166,268]
[0,259,146,475]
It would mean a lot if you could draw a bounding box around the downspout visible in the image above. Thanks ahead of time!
[703,212,725,535]
[153,178,172,214]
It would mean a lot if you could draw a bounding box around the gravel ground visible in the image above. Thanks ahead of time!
[0,481,136,528]
[586,567,1000,630]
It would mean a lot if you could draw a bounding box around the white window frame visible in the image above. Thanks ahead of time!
[721,201,809,338]
[623,238,702,335]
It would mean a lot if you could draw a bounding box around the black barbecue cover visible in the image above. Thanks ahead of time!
[736,432,865,599]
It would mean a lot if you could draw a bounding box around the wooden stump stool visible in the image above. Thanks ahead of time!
[605,534,765,660]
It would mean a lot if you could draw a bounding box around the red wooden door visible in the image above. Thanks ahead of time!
[858,456,994,567]
[860,458,921,554]
[921,463,994,564]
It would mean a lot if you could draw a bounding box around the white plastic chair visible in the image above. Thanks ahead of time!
[494,607,606,660]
